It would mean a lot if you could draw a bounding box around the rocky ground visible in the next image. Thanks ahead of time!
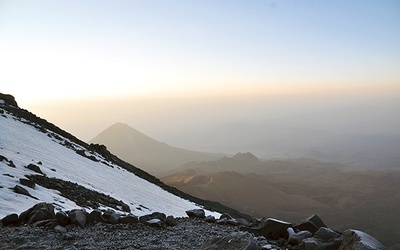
[0,218,277,250]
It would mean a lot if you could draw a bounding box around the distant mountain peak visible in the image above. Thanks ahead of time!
[232,152,260,162]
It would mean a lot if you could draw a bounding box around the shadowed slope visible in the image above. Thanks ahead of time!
[90,123,220,176]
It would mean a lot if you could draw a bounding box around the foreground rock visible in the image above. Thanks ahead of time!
[1,204,386,249]
[0,218,280,250]
[339,230,385,250]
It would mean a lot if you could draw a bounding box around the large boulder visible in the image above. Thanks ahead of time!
[338,230,385,250]
[243,218,292,240]
[314,227,341,242]
[56,211,70,226]
[87,209,104,224]
[28,208,54,224]
[294,214,327,234]
[68,209,87,228]
[18,203,55,225]
[201,232,257,250]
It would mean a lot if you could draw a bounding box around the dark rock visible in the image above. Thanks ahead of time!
[87,209,104,224]
[299,238,321,250]
[19,178,35,189]
[120,214,139,224]
[56,211,70,226]
[216,217,228,225]
[101,209,115,221]
[1,213,19,226]
[139,214,153,224]
[26,164,44,175]
[288,230,313,245]
[243,218,292,240]
[151,212,166,222]
[28,208,54,224]
[13,185,37,199]
[204,215,217,223]
[68,209,87,228]
[108,213,121,224]
[0,93,18,107]
[294,215,327,234]
[338,230,385,250]
[201,232,258,250]
[236,218,251,227]
[314,227,341,242]
[32,218,57,228]
[166,215,177,226]
[54,225,67,233]
[219,213,234,220]
[63,232,78,240]
[186,209,206,219]
[227,218,240,226]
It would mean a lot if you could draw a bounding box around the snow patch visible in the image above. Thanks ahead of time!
[0,111,220,218]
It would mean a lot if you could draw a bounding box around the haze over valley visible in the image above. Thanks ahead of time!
[1,0,399,249]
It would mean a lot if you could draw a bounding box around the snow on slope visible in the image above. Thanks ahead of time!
[0,108,220,218]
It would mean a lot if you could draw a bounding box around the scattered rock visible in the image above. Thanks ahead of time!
[288,230,313,245]
[120,214,139,224]
[12,185,37,199]
[26,163,44,175]
[68,209,87,228]
[201,231,258,250]
[219,213,234,220]
[56,211,70,226]
[1,213,19,226]
[146,218,164,228]
[108,213,121,224]
[19,178,35,189]
[28,208,54,224]
[186,209,206,219]
[87,209,104,224]
[339,229,385,250]
[54,225,67,234]
[294,214,327,234]
[204,215,217,223]
[314,227,341,242]
[243,218,292,240]
[166,215,177,226]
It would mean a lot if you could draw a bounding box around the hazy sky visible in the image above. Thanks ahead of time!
[1,0,399,146]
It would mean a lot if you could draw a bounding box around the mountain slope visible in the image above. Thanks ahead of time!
[0,95,248,219]
[162,155,400,247]
[90,123,220,176]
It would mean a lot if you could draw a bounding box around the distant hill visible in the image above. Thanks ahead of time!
[162,155,400,247]
[90,123,221,176]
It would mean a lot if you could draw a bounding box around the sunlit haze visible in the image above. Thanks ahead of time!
[1,0,399,152]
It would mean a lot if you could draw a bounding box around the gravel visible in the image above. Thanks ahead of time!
[0,218,281,250]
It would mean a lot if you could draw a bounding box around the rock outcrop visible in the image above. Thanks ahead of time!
[0,204,386,249]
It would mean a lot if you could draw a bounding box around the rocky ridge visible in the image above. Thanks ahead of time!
[1,203,385,249]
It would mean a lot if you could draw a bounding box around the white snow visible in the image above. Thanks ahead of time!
[0,108,220,218]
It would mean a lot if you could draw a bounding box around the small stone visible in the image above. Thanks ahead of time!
[54,225,67,233]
